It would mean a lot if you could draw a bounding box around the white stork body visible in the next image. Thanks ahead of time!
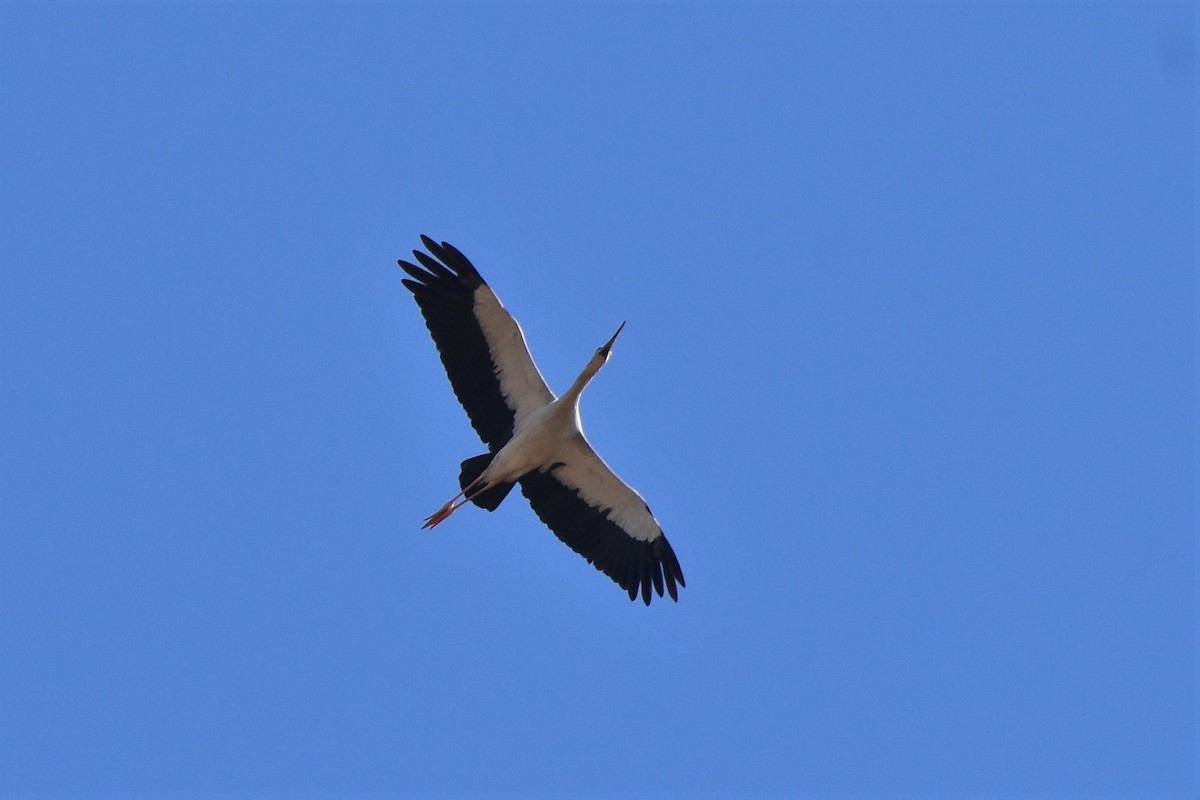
[399,236,685,604]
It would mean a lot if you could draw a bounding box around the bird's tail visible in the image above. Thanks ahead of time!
[459,453,515,512]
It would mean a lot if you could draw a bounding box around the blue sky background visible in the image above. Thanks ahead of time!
[1,2,1195,797]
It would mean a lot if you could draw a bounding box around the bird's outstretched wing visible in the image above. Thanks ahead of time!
[399,236,555,451]
[519,435,685,605]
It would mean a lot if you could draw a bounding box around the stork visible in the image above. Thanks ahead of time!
[398,236,685,605]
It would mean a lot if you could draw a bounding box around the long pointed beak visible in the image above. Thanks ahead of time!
[599,321,626,356]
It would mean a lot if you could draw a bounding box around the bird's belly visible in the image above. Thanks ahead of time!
[487,419,572,483]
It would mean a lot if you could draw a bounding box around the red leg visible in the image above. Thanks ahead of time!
[421,479,491,529]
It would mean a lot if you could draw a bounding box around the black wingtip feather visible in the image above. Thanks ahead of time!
[418,234,485,290]
[412,250,457,282]
[398,259,429,282]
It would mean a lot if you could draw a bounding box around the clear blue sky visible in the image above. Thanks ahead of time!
[1,2,1194,797]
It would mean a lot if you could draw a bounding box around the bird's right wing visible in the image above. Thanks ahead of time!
[400,236,555,451]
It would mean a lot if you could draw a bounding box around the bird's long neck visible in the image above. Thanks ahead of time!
[560,355,604,409]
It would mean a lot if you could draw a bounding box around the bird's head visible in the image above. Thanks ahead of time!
[569,322,627,397]
[595,321,626,363]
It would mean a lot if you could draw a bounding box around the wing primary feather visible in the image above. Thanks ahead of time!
[623,558,640,601]
[432,238,484,277]
[421,236,485,289]
[655,537,685,589]
[397,260,431,282]
[650,558,664,597]
[663,568,678,602]
[412,251,459,283]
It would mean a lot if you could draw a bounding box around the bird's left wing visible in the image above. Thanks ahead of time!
[519,434,685,605]
[399,236,555,451]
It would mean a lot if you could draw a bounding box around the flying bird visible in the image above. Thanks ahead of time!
[398,236,685,605]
